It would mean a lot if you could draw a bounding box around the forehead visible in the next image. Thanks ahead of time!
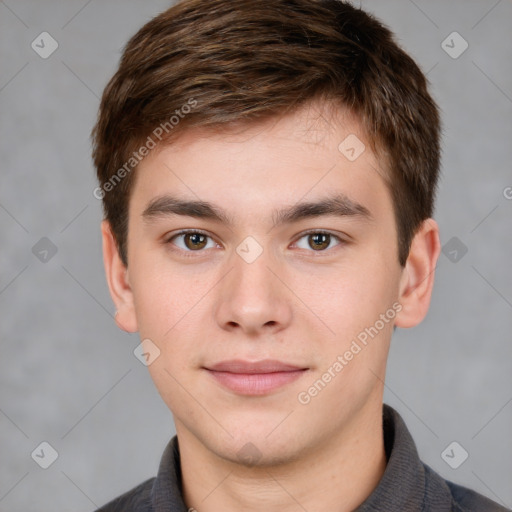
[129,101,391,222]
[165,100,375,154]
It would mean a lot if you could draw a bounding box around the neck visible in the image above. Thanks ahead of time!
[177,401,387,512]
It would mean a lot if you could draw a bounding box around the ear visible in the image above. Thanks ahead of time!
[395,218,441,329]
[101,219,138,333]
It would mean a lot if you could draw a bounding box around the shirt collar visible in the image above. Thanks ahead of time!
[355,404,451,511]
[150,404,453,511]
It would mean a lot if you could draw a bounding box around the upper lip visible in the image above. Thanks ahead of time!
[205,359,307,374]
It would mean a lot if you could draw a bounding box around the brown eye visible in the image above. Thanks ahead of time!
[308,233,331,250]
[183,232,208,250]
[167,231,215,253]
[294,231,343,253]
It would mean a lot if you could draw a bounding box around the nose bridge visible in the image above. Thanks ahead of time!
[214,237,292,333]
[229,238,276,306]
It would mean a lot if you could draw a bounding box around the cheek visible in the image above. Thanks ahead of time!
[294,254,399,363]
[129,255,208,340]
[295,256,395,323]
[131,283,170,339]
[307,276,395,401]
[145,358,198,420]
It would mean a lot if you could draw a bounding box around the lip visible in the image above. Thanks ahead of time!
[204,359,308,396]
[206,359,305,373]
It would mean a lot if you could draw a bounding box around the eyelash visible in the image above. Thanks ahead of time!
[165,229,346,258]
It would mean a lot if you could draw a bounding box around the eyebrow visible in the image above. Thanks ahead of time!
[141,193,373,227]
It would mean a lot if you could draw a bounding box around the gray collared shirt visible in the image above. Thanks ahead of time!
[96,405,510,511]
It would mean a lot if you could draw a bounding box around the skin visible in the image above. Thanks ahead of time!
[102,101,440,512]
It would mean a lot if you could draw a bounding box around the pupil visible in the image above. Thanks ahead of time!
[187,233,205,249]
[310,233,329,250]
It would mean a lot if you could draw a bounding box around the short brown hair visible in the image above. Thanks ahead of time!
[92,0,441,267]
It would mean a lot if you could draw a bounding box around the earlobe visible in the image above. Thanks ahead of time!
[101,220,138,333]
[395,218,441,329]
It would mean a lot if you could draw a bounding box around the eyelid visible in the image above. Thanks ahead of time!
[165,229,220,254]
[166,228,212,241]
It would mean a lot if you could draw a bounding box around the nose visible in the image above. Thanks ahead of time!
[213,243,293,336]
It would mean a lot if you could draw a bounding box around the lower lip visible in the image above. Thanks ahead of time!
[206,369,307,395]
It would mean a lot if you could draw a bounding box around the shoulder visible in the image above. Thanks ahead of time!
[95,477,156,512]
[447,479,510,512]
[423,464,510,512]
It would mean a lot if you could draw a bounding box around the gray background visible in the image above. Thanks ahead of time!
[1,0,511,510]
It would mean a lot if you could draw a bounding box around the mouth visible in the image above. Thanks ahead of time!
[203,359,309,396]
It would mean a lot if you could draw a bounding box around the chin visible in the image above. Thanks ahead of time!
[205,422,307,468]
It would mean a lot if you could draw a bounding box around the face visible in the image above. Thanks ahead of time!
[109,102,421,466]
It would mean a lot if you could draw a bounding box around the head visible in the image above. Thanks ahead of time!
[93,0,441,466]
